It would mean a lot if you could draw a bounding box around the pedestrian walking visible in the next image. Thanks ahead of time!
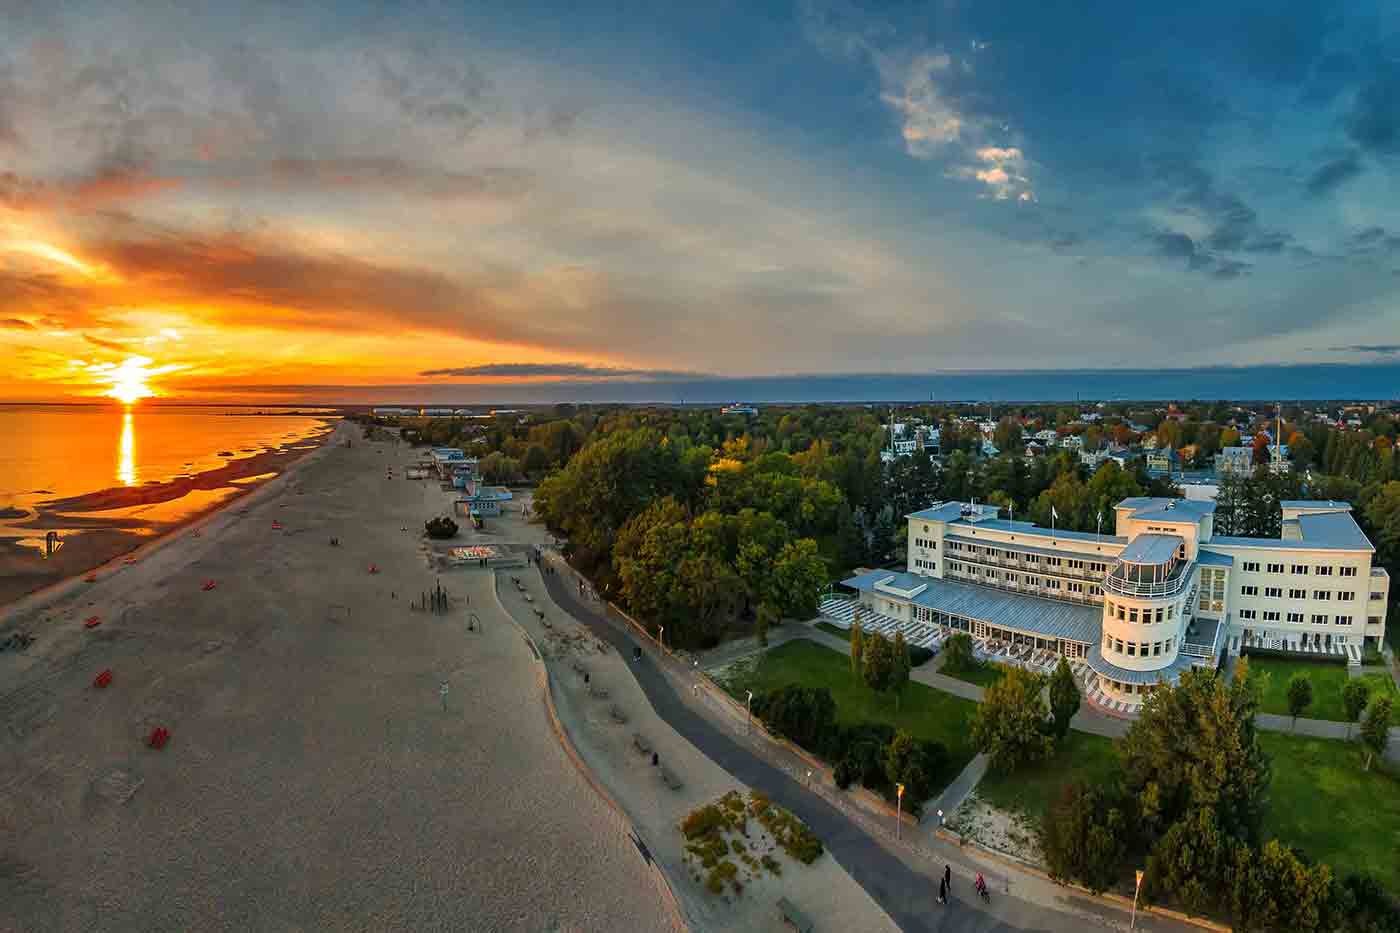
[944,864,951,890]
[938,877,946,905]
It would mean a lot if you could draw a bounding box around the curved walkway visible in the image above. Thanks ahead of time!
[539,564,1198,933]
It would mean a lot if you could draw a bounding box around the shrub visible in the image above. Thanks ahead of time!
[943,632,975,673]
[908,645,934,667]
[752,685,837,754]
[424,516,459,539]
[1041,781,1131,895]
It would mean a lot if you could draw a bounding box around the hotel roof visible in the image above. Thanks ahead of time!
[842,569,1101,644]
[1087,645,1199,685]
[1118,534,1182,565]
[948,517,1127,546]
[1118,497,1216,522]
[1212,509,1373,552]
[1279,500,1352,511]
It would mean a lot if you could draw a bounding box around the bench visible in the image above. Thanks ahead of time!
[659,767,683,791]
[633,733,652,754]
[609,705,628,724]
[777,897,814,933]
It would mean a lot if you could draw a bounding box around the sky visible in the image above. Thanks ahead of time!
[3,0,1400,403]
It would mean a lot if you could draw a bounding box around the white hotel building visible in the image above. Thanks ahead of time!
[826,498,1389,710]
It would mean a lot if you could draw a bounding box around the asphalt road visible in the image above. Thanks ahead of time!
[539,568,1176,933]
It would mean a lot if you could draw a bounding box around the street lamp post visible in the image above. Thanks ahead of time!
[658,626,665,651]
[745,690,754,733]
[896,783,905,840]
[1131,869,1144,929]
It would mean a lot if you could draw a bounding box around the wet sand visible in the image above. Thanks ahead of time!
[0,435,333,609]
[0,425,676,932]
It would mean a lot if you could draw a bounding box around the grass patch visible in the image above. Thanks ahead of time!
[976,731,1120,823]
[944,662,1008,690]
[680,790,822,896]
[814,621,849,640]
[1247,656,1400,725]
[723,639,978,786]
[1260,732,1400,883]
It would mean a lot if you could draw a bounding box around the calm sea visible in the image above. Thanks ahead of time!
[0,404,335,548]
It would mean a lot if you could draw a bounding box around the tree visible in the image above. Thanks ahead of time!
[850,614,865,679]
[1359,696,1393,771]
[755,602,776,647]
[993,416,1024,454]
[883,729,942,805]
[753,685,836,752]
[1286,673,1314,728]
[1048,657,1081,738]
[891,630,912,715]
[770,538,828,620]
[1342,679,1370,739]
[862,632,896,696]
[971,666,1053,773]
[1120,663,1269,846]
[1042,782,1130,894]
[424,516,458,539]
[942,632,975,673]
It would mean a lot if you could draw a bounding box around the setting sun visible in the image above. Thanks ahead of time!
[100,357,159,404]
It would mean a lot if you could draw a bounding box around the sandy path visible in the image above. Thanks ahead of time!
[493,562,900,933]
[0,430,674,932]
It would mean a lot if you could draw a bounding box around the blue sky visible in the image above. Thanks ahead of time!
[2,0,1400,398]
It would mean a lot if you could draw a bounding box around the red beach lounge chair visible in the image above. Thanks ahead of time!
[84,616,101,629]
[147,727,170,749]
[368,564,379,574]
[93,669,113,688]
[201,580,217,591]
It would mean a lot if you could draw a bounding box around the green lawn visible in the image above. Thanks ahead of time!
[976,731,1120,822]
[723,639,979,785]
[944,662,1008,690]
[1261,732,1400,883]
[813,621,849,640]
[1246,656,1400,724]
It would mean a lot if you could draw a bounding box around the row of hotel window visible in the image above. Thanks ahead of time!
[1105,601,1178,623]
[942,541,1109,573]
[1239,561,1357,576]
[1237,609,1357,625]
[1104,634,1174,657]
[1238,586,1370,601]
[945,562,1103,596]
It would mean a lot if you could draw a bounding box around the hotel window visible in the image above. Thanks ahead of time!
[1046,557,1062,567]
[1117,605,1126,620]
[1046,579,1061,590]
[1373,591,1386,601]
[1264,587,1282,598]
[1068,559,1084,570]
[1006,573,1018,584]
[1286,612,1303,623]
[1311,614,1327,625]
[1167,605,1175,619]
[987,570,1000,580]
[1339,591,1354,601]
[1335,615,1353,626]
[1291,564,1308,575]
[1028,576,1041,587]
[1316,566,1333,576]
[1241,585,1259,596]
[1313,590,1331,601]
[1129,608,1138,623]
[1155,607,1164,623]
[1091,562,1107,573]
[1340,566,1357,577]
[1089,584,1103,597]
[1026,555,1040,564]
[1370,616,1382,626]
[1153,641,1162,656]
[1263,611,1280,622]
[1068,582,1083,593]
[1114,638,1124,653]
[1167,638,1174,651]
[1267,563,1284,573]
[1240,609,1257,620]
[1289,588,1306,599]
[1104,633,1113,652]
[1243,561,1260,572]
[1127,642,1137,656]
[1106,600,1115,615]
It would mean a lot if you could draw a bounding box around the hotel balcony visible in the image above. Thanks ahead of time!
[1102,533,1192,600]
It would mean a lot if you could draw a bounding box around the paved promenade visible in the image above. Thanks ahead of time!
[541,562,1199,932]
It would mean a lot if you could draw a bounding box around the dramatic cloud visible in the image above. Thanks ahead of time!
[418,362,709,380]
[1305,154,1364,196]
[0,318,34,329]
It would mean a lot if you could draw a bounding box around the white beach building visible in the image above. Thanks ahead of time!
[823,497,1389,714]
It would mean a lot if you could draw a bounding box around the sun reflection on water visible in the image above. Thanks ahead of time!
[118,409,136,486]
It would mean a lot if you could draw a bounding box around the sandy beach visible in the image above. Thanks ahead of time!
[0,429,336,609]
[0,425,678,932]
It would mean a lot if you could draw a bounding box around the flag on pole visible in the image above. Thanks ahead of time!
[1051,505,1059,520]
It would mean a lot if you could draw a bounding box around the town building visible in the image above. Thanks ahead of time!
[823,496,1389,714]
[1215,446,1255,475]
[1145,448,1178,473]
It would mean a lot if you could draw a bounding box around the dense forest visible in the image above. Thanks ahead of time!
[375,401,1400,651]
